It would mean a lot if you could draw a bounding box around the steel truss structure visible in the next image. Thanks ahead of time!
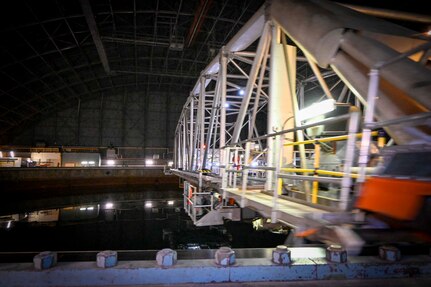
[174,0,431,238]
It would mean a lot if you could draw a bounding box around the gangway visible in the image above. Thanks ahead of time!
[172,0,431,253]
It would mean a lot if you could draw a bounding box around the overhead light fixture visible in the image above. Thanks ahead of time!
[224,102,229,108]
[88,161,95,165]
[79,207,86,211]
[7,221,11,229]
[107,160,115,166]
[297,99,336,121]
[145,202,153,208]
[0,151,3,158]
[81,161,88,165]
[10,151,15,158]
[238,89,245,96]
[86,206,94,211]
[168,161,173,167]
[167,200,174,206]
[105,202,114,209]
[145,159,154,165]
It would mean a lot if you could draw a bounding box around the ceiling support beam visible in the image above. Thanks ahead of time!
[80,0,111,75]
[186,0,213,47]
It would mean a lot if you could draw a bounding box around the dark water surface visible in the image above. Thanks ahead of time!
[0,188,286,252]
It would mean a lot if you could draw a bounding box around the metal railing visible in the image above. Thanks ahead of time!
[183,181,214,224]
[216,110,365,219]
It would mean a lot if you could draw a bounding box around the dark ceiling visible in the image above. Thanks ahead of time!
[0,0,265,140]
[0,0,428,142]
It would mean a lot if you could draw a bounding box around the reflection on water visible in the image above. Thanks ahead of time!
[0,190,286,252]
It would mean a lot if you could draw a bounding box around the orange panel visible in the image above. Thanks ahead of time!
[356,177,431,221]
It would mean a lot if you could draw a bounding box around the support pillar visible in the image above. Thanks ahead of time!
[266,24,295,191]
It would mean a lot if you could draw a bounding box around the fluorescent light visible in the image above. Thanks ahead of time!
[167,200,174,206]
[297,99,335,121]
[88,161,95,165]
[6,221,11,229]
[168,161,173,167]
[145,159,154,165]
[86,206,94,211]
[105,202,114,209]
[145,202,152,208]
[81,161,88,165]
[107,160,115,166]
[79,207,86,211]
[10,151,15,158]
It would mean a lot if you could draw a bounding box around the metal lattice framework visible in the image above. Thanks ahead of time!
[173,0,431,220]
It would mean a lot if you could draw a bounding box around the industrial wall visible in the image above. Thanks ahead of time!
[11,90,185,149]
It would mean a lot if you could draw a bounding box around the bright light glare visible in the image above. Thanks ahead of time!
[167,200,174,206]
[86,206,94,211]
[251,161,258,167]
[297,99,335,121]
[145,202,153,208]
[105,202,114,209]
[6,221,11,229]
[10,151,15,158]
[168,161,173,167]
[0,151,3,158]
[107,160,115,166]
[145,159,154,165]
[238,89,245,96]
[81,161,88,165]
[79,207,86,211]
[88,161,95,165]
[224,102,229,108]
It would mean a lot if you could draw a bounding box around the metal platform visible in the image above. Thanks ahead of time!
[174,169,330,228]
[224,188,329,228]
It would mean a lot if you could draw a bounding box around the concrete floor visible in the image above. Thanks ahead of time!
[110,278,431,287]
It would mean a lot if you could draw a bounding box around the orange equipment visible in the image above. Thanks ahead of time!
[356,177,431,221]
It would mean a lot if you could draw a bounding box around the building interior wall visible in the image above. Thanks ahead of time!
[11,90,185,150]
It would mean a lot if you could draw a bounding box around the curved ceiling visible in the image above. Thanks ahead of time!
[0,0,264,140]
[0,0,428,142]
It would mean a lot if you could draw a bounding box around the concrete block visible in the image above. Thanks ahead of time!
[97,250,118,268]
[156,248,177,267]
[325,244,347,263]
[272,245,291,265]
[33,251,57,270]
[215,247,235,266]
[379,245,401,262]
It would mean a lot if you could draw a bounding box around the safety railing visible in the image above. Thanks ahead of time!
[219,110,366,219]
[357,40,431,184]
[183,181,214,224]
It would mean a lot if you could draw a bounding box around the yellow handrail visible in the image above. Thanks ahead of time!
[312,143,321,204]
[280,168,361,179]
[283,131,378,146]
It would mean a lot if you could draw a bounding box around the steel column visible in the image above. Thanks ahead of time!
[199,77,206,169]
[340,107,361,210]
[231,21,271,144]
[189,98,194,170]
